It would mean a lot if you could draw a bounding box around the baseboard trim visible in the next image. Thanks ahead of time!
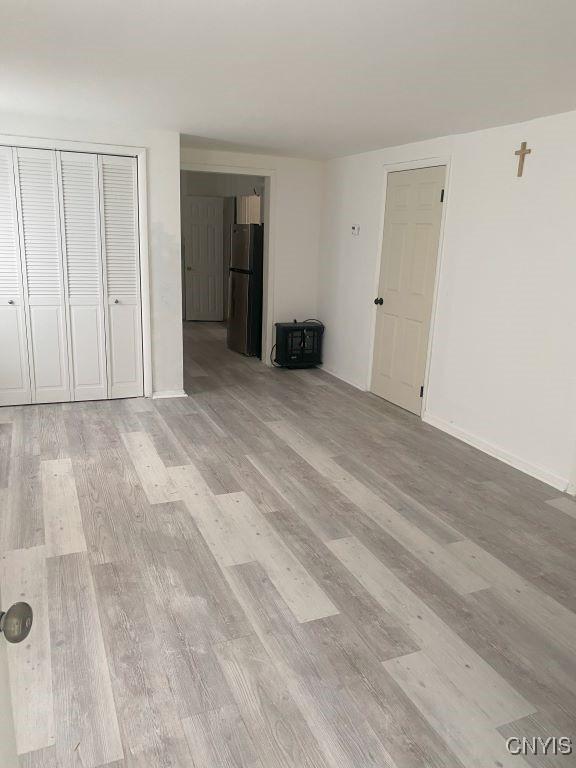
[422,412,568,492]
[151,389,188,399]
[320,366,366,391]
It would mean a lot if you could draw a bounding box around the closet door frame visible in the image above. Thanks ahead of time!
[0,134,152,398]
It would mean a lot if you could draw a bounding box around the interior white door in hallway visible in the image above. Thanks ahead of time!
[371,165,445,415]
[183,196,224,321]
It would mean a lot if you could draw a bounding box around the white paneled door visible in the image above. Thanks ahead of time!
[0,146,143,407]
[58,151,108,401]
[14,147,71,404]
[99,155,143,398]
[371,165,445,415]
[183,196,224,321]
[0,147,31,406]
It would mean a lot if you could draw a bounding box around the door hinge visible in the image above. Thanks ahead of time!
[420,385,424,398]
[440,188,445,202]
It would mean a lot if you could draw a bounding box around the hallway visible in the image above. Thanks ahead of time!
[1,322,575,767]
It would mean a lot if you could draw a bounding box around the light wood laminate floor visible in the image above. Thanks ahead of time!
[2,321,576,767]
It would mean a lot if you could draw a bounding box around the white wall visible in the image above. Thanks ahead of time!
[181,171,264,198]
[319,110,576,491]
[180,146,324,356]
[0,113,183,397]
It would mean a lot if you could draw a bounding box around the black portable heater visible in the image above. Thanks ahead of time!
[274,320,324,368]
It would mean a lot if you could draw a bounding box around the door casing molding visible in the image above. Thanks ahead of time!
[180,160,276,366]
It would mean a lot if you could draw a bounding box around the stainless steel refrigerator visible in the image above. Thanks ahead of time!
[227,224,263,357]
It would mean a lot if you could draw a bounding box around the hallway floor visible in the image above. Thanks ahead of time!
[2,321,575,767]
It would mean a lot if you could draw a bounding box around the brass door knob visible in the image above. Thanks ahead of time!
[0,602,33,644]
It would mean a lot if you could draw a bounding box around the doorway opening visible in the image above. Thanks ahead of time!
[180,170,267,385]
[370,164,446,416]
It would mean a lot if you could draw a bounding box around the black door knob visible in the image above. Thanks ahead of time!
[374,297,383,305]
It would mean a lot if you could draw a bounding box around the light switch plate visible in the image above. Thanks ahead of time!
[351,225,360,236]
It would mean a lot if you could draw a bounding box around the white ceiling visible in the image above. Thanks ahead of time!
[2,0,576,158]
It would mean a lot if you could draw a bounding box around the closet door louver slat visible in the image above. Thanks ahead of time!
[58,151,107,400]
[99,154,143,398]
[0,146,31,405]
[14,147,71,403]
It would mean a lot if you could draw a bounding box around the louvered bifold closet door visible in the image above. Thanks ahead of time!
[99,154,143,398]
[58,152,107,400]
[13,147,71,403]
[0,146,31,405]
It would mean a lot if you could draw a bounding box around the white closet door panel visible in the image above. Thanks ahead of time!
[69,306,105,394]
[99,155,143,398]
[58,152,107,400]
[0,148,22,298]
[15,147,70,403]
[108,303,140,392]
[0,301,30,406]
[16,149,62,300]
[29,305,69,394]
[0,147,31,405]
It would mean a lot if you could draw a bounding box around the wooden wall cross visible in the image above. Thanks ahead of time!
[515,141,532,177]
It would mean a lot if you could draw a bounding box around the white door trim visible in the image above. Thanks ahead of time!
[180,160,276,366]
[0,133,152,397]
[368,155,452,419]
